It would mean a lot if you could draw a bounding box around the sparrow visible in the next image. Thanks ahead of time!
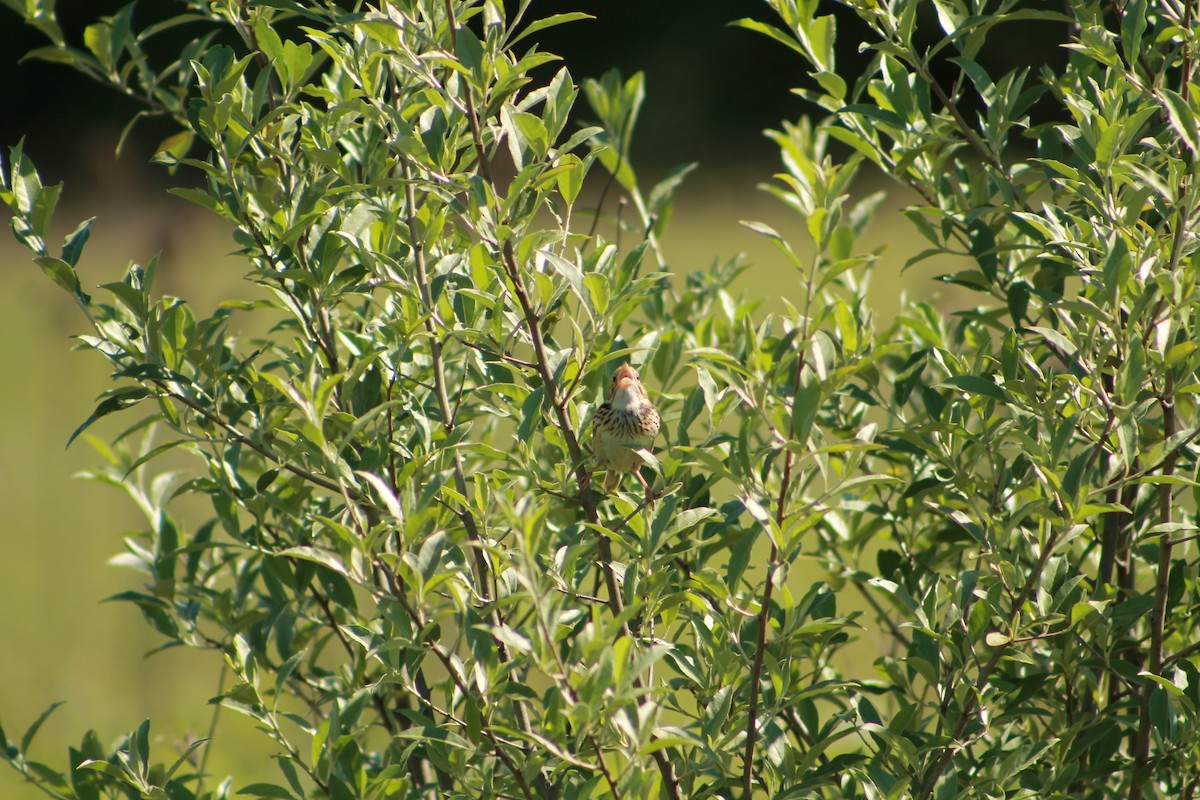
[590,362,661,504]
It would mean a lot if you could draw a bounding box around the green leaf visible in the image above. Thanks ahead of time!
[277,546,348,577]
[35,256,80,295]
[78,759,126,779]
[590,131,638,193]
[416,532,446,586]
[481,624,533,656]
[2,141,36,215]
[254,17,284,63]
[20,702,65,755]
[1006,280,1029,327]
[1118,339,1146,403]
[1162,89,1199,154]
[131,718,150,775]
[1120,0,1148,66]
[728,18,806,58]
[509,13,594,47]
[967,219,998,283]
[791,371,821,443]
[542,67,577,141]
[939,375,1008,403]
[152,130,194,166]
[61,217,94,267]
[253,0,327,19]
[168,186,226,215]
[1100,235,1130,306]
[541,250,591,320]
[583,69,645,157]
[517,385,546,443]
[933,763,958,800]
[238,783,298,799]
[83,22,114,71]
[740,220,784,241]
[647,162,697,235]
[813,70,846,101]
[555,153,585,204]
[661,507,721,539]
[19,45,91,67]
[67,388,152,448]
[509,110,551,167]
[280,39,315,89]
[454,26,485,74]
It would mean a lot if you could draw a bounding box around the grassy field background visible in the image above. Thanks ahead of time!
[0,159,966,797]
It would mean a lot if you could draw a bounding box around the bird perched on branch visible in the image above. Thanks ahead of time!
[590,362,661,505]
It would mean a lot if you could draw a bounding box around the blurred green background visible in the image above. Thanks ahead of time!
[0,2,990,796]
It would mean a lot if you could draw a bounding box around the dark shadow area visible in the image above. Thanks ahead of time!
[1,1,1068,187]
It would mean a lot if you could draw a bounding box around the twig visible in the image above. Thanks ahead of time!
[742,242,823,798]
[194,663,226,797]
[402,160,495,598]
[740,455,786,799]
[159,382,348,496]
[916,523,1063,799]
[385,565,536,800]
[440,4,680,794]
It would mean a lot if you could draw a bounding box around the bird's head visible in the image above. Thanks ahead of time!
[608,362,649,411]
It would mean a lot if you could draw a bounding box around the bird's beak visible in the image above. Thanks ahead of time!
[615,363,636,390]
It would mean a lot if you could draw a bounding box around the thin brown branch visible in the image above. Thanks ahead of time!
[916,523,1064,800]
[744,243,822,798]
[401,156,556,789]
[493,236,625,611]
[383,564,536,800]
[403,161,494,595]
[1134,377,1179,796]
[160,382,348,496]
[241,219,341,376]
[1134,31,1193,782]
[193,663,226,798]
[454,336,537,369]
[439,4,680,793]
[740,458,786,800]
